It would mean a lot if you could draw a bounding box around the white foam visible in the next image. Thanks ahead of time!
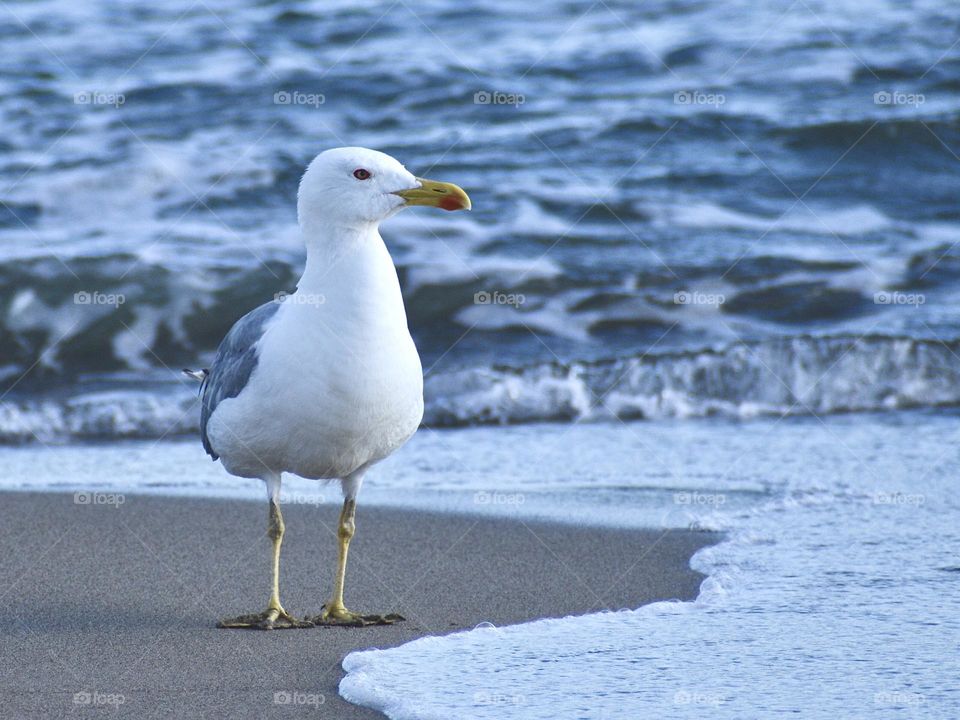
[661,201,893,237]
[339,413,960,719]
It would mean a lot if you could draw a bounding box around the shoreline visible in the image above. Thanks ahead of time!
[0,490,718,719]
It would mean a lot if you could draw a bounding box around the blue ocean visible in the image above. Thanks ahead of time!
[1,0,958,717]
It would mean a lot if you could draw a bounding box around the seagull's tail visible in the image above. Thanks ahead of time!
[182,368,208,383]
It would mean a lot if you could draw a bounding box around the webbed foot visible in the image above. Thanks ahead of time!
[218,605,313,630]
[310,604,404,627]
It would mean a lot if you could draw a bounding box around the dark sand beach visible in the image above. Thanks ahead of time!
[0,491,715,718]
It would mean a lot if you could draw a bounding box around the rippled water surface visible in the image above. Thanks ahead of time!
[2,0,959,440]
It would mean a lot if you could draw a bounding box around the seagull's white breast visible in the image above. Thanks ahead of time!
[207,232,424,480]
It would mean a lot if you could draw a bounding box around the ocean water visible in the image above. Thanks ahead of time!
[3,0,959,717]
[1,0,959,440]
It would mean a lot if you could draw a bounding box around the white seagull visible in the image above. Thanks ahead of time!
[185,147,471,629]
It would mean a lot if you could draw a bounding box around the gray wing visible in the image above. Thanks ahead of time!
[200,301,281,459]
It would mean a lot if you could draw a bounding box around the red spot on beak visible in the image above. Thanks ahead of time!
[439,196,463,211]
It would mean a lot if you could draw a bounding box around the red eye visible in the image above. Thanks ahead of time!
[353,168,371,180]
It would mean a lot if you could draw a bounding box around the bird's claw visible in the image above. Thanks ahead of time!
[310,604,405,627]
[217,606,314,630]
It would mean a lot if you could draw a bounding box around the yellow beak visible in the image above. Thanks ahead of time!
[394,178,472,211]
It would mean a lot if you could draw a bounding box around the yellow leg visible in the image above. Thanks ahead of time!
[328,497,356,616]
[218,500,312,630]
[267,500,285,612]
[312,498,404,627]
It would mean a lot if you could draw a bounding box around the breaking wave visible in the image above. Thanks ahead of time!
[1,334,955,443]
[424,334,959,424]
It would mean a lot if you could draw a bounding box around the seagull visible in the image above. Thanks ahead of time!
[184,147,471,629]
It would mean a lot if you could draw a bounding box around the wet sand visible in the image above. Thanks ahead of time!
[0,491,716,718]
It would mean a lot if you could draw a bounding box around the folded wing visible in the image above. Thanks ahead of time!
[200,301,281,459]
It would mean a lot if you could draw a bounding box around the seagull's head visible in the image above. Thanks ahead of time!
[297,147,471,230]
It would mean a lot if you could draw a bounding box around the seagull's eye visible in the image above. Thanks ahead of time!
[353,168,372,180]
